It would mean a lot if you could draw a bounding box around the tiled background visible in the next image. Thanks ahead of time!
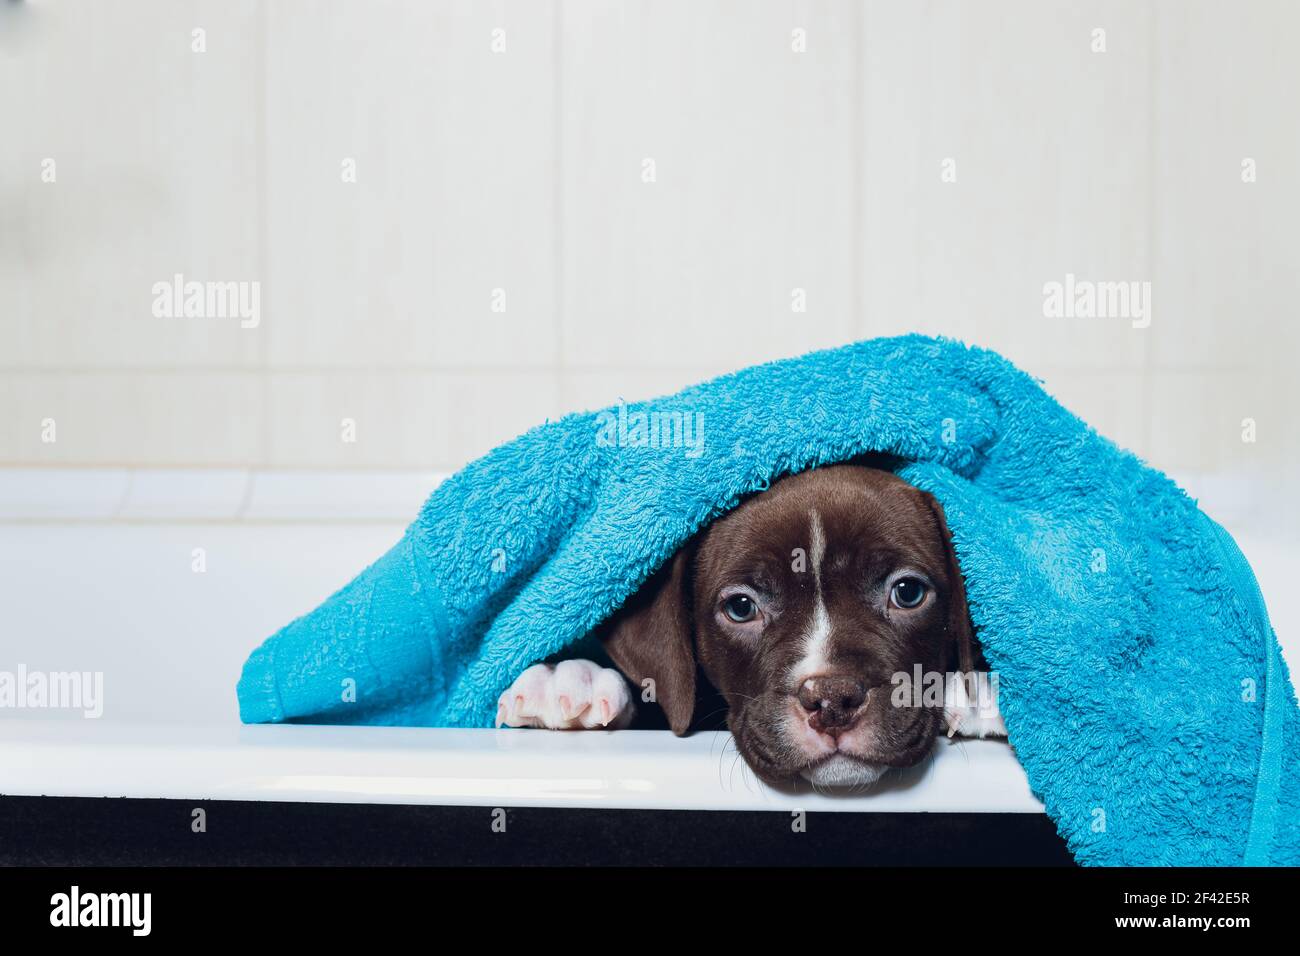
[2,1,1296,527]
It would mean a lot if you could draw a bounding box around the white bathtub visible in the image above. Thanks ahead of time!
[1,469,1294,815]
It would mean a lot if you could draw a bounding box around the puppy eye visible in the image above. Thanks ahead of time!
[890,577,928,610]
[723,594,759,623]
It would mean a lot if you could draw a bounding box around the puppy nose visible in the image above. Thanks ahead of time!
[797,676,867,731]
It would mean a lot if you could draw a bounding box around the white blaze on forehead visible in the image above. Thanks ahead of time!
[792,509,832,683]
[809,507,827,590]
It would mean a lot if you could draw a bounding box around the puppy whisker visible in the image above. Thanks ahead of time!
[547,463,1000,795]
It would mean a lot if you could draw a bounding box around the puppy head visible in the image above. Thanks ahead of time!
[604,464,975,787]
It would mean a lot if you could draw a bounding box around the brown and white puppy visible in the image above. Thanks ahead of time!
[496,464,1005,788]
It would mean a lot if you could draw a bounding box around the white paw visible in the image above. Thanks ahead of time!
[495,660,635,730]
[942,671,1007,739]
[943,706,1007,739]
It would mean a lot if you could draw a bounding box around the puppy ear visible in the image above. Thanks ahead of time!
[602,547,697,735]
[921,493,980,675]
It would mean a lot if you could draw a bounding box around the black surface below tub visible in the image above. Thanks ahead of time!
[0,796,1073,866]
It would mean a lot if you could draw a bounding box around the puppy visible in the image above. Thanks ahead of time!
[496,464,1005,787]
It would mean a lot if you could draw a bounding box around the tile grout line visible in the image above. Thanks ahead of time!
[2,362,1270,376]
[255,0,273,480]
[1140,1,1158,459]
[853,0,866,338]
[554,0,566,413]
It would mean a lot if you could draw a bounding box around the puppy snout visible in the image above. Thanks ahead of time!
[797,675,867,732]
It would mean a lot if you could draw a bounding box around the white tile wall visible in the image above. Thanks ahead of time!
[263,0,561,371]
[0,371,262,466]
[559,0,861,371]
[1148,0,1300,374]
[0,0,264,370]
[2,0,1297,519]
[860,0,1153,373]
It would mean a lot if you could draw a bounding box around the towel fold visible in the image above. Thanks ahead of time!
[238,335,1298,865]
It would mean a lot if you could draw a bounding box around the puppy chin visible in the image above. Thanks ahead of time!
[799,754,885,788]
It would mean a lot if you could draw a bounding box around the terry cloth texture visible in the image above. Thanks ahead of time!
[237,335,1298,866]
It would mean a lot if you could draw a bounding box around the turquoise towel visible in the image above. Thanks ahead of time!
[237,335,1298,866]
